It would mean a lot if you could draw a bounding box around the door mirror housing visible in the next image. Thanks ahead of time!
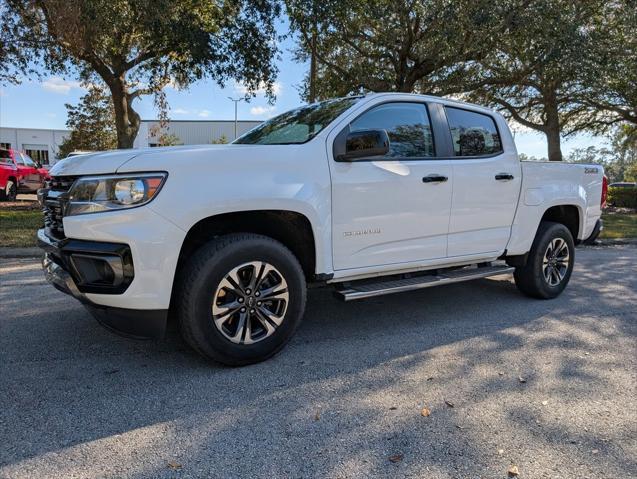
[336,129,390,161]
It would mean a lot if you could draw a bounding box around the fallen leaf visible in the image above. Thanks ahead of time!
[518,376,526,383]
[314,411,321,421]
[507,464,519,476]
[498,372,505,376]
[498,449,504,455]
[426,377,434,381]
[388,453,404,463]
[421,407,431,417]
[167,461,182,470]
[541,400,548,406]
[389,406,398,410]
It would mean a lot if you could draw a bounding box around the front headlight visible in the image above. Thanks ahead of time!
[66,173,167,216]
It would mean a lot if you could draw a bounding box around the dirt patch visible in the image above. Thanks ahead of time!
[0,200,41,211]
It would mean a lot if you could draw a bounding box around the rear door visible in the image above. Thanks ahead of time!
[329,100,453,270]
[443,106,522,257]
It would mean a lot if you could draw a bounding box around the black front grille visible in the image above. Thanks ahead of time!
[49,176,78,191]
[43,176,78,239]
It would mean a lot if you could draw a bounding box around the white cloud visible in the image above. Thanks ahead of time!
[234,81,282,97]
[249,105,276,117]
[197,110,211,118]
[41,76,83,94]
[172,108,189,115]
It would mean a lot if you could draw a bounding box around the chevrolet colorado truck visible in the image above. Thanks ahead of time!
[37,93,606,365]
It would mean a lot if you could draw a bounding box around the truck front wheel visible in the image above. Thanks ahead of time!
[177,234,307,366]
[513,221,575,299]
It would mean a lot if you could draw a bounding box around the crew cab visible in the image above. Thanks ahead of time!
[37,93,606,365]
[0,148,50,195]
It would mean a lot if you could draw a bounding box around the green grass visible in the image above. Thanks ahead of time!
[601,212,637,239]
[0,210,43,247]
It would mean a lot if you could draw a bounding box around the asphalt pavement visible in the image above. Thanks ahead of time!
[1,245,635,479]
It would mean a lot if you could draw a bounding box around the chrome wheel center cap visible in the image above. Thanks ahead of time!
[247,296,256,308]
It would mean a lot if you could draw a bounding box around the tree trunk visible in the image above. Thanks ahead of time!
[109,77,140,149]
[544,99,563,161]
[309,26,317,103]
[546,126,563,162]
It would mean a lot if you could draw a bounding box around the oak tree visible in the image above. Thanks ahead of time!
[286,0,512,100]
[58,85,117,158]
[5,0,280,148]
[466,0,608,161]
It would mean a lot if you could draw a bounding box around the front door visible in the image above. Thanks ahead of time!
[329,101,453,271]
[443,106,522,257]
[16,152,43,192]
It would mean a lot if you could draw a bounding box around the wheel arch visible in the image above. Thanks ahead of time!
[174,210,318,283]
[539,204,582,241]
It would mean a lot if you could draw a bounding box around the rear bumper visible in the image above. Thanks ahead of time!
[583,218,603,244]
[39,229,167,339]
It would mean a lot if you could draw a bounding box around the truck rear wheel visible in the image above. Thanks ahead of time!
[513,221,575,299]
[177,234,307,366]
[0,180,17,201]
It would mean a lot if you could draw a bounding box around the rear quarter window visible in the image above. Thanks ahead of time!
[445,107,502,157]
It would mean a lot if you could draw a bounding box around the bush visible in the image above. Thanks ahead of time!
[607,186,637,208]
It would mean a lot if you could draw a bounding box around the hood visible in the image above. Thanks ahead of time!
[49,149,141,177]
[49,145,244,177]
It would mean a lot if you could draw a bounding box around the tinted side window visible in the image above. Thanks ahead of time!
[351,103,434,158]
[445,107,502,157]
[0,150,12,165]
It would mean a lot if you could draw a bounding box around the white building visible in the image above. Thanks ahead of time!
[135,120,261,148]
[0,119,262,165]
[0,127,68,165]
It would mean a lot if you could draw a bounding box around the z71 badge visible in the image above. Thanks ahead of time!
[343,228,381,238]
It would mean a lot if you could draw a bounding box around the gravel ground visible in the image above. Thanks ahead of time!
[1,245,635,479]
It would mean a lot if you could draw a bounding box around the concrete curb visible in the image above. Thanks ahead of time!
[0,247,42,258]
[580,237,637,247]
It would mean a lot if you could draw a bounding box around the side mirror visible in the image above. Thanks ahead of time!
[337,129,389,161]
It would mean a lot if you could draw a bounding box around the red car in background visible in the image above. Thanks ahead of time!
[0,151,19,201]
[0,148,50,200]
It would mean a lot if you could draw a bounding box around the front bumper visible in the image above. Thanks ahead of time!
[38,229,168,339]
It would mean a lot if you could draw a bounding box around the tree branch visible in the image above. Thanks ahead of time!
[493,97,546,132]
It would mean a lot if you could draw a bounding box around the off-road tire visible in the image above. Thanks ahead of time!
[177,233,306,366]
[0,180,17,201]
[514,221,575,299]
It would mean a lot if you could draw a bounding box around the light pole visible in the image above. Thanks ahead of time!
[227,97,244,140]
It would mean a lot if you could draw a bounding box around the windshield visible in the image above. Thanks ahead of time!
[234,97,360,145]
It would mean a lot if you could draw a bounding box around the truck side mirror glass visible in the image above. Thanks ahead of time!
[337,129,389,161]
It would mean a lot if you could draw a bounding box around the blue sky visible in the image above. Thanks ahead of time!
[0,21,604,158]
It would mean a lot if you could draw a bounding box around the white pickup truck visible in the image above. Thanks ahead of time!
[38,93,607,365]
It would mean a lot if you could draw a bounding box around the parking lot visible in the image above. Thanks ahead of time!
[1,245,635,479]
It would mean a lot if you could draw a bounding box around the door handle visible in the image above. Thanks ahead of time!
[495,173,514,181]
[422,174,448,183]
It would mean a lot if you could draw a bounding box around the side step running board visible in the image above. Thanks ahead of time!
[335,265,515,301]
